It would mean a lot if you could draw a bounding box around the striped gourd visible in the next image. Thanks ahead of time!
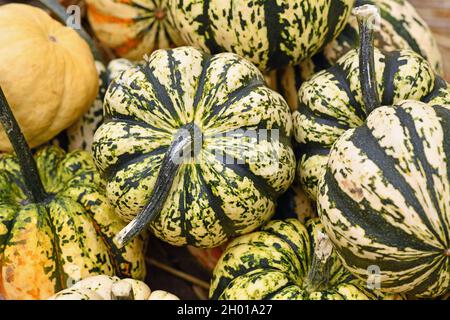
[318,101,450,297]
[316,5,450,298]
[86,0,184,61]
[168,0,355,71]
[318,100,450,298]
[293,5,450,200]
[92,46,296,248]
[0,88,145,300]
[275,0,444,111]
[210,218,384,300]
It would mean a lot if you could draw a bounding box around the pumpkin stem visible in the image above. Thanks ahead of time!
[37,0,104,62]
[0,87,47,203]
[114,123,199,248]
[354,4,381,115]
[303,231,334,293]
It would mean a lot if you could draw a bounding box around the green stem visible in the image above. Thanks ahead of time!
[354,4,381,115]
[0,87,47,203]
[115,124,198,247]
[304,231,334,294]
[38,0,104,63]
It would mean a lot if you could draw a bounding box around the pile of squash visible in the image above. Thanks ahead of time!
[0,0,448,300]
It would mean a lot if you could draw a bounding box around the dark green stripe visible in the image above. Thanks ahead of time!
[323,0,348,47]
[140,60,181,123]
[422,77,449,103]
[193,0,222,54]
[192,54,212,115]
[297,101,352,131]
[395,106,449,245]
[101,146,167,182]
[263,1,291,70]
[265,222,308,277]
[196,166,237,238]
[381,51,408,106]
[300,142,332,157]
[328,64,366,120]
[105,114,172,134]
[214,153,281,201]
[262,282,299,300]
[349,124,444,247]
[202,80,265,126]
[179,167,198,245]
[379,6,425,59]
[323,168,437,254]
[401,257,447,296]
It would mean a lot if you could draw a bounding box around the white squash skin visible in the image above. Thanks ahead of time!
[148,290,180,300]
[48,275,179,300]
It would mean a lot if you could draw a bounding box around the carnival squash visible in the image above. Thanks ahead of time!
[92,46,295,248]
[49,275,179,300]
[210,218,394,300]
[318,99,450,298]
[293,5,450,200]
[0,3,98,151]
[316,5,450,299]
[168,0,355,71]
[0,87,145,300]
[86,0,184,61]
[275,0,444,111]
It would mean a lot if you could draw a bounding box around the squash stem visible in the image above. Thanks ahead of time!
[38,0,104,62]
[354,5,381,115]
[0,87,47,203]
[303,231,334,294]
[115,123,198,248]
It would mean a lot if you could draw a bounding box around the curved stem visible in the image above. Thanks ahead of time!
[38,0,104,63]
[0,87,47,203]
[354,5,381,115]
[115,124,199,247]
[304,231,334,293]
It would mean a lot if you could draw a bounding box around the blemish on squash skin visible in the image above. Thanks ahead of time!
[48,35,57,43]
[340,179,364,201]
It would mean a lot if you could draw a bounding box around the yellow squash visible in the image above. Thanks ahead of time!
[0,3,98,151]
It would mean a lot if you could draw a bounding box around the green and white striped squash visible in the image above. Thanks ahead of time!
[49,275,179,300]
[0,88,145,300]
[92,46,296,248]
[293,6,450,200]
[318,100,450,298]
[275,0,444,111]
[210,218,393,300]
[86,0,184,61]
[168,0,355,71]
